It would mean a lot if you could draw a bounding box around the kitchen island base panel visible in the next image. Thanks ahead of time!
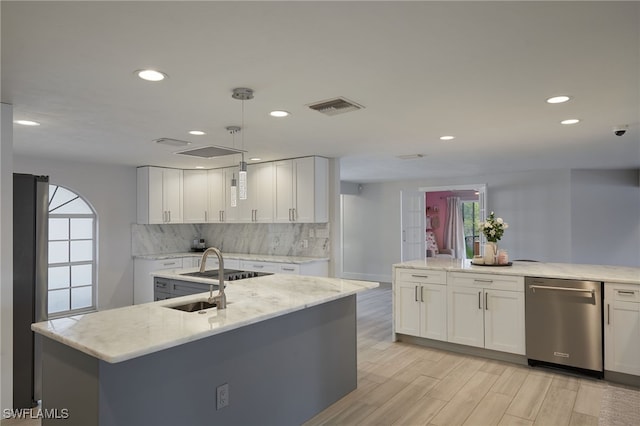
[41,296,357,426]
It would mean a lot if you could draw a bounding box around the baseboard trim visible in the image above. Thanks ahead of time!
[395,334,528,366]
[605,370,640,388]
[341,271,391,283]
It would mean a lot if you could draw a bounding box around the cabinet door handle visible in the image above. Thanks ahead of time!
[485,292,488,310]
[478,291,482,309]
[412,274,430,279]
[415,286,418,302]
[252,264,264,269]
[607,303,610,325]
[205,211,208,222]
[293,208,297,221]
[282,267,295,272]
[421,286,424,302]
[168,211,171,222]
[474,279,493,284]
[617,290,636,296]
[156,282,167,288]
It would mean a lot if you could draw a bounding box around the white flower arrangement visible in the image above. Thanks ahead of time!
[479,211,508,243]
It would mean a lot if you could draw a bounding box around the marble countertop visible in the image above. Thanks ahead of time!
[395,258,640,285]
[134,252,330,264]
[32,274,378,364]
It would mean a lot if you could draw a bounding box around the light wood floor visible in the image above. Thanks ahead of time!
[304,283,635,426]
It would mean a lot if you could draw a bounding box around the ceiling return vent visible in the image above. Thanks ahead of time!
[307,97,364,116]
[153,138,192,147]
[175,145,245,159]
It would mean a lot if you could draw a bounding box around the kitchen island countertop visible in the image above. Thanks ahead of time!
[32,273,378,363]
[395,258,640,285]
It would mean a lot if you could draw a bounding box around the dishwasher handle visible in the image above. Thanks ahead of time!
[529,284,594,295]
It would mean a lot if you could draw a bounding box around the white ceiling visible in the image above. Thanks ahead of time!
[2,1,639,183]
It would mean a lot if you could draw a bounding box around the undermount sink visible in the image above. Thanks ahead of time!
[167,300,217,313]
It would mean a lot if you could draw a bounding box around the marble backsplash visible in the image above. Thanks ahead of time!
[132,223,331,258]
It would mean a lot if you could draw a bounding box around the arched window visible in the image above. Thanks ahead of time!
[47,184,97,317]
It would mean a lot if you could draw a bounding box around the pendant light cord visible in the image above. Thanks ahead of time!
[241,99,245,162]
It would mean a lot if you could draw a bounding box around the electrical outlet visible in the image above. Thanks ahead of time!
[303,239,308,248]
[216,383,229,410]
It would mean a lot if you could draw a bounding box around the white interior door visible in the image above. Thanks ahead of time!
[400,190,425,262]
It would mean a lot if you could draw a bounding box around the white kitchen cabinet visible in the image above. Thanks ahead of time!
[239,162,274,222]
[207,166,239,223]
[183,170,208,223]
[274,156,328,223]
[134,257,184,304]
[393,268,447,341]
[137,166,183,224]
[447,272,525,355]
[484,289,525,354]
[605,283,640,375]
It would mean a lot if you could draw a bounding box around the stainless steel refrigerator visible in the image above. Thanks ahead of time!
[13,173,48,408]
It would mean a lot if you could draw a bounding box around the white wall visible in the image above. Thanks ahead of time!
[341,169,640,282]
[13,155,137,310]
[1,104,15,412]
[570,169,640,266]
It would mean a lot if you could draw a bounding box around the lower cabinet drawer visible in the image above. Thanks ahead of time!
[172,281,214,297]
[448,272,524,292]
[608,284,640,303]
[395,268,447,284]
[154,291,172,301]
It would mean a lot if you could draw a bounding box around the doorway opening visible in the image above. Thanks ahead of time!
[401,184,486,262]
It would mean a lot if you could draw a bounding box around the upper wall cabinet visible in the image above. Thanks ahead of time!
[183,170,208,223]
[137,157,328,224]
[275,157,328,223]
[137,166,183,224]
[207,166,239,223]
[239,162,275,223]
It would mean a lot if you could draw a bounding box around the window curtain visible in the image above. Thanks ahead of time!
[443,196,466,259]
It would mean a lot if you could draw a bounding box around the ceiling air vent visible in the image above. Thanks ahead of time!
[154,138,192,147]
[175,145,245,159]
[307,97,364,116]
[396,154,426,160]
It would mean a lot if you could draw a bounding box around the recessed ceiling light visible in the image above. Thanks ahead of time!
[547,95,571,104]
[269,110,290,118]
[14,120,40,126]
[249,157,262,162]
[136,69,167,82]
[440,135,455,141]
[561,118,580,125]
[189,130,206,136]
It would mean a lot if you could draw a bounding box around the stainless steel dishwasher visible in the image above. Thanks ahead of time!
[525,277,603,378]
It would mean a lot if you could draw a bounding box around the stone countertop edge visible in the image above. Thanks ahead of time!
[134,252,330,264]
[394,259,640,285]
[31,274,378,364]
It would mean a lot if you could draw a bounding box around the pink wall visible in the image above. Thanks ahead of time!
[425,191,454,250]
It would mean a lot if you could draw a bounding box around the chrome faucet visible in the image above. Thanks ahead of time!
[200,247,226,309]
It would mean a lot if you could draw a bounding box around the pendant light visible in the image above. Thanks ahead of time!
[232,88,253,200]
[226,126,241,207]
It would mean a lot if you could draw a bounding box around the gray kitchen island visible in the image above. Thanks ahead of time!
[32,273,378,426]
